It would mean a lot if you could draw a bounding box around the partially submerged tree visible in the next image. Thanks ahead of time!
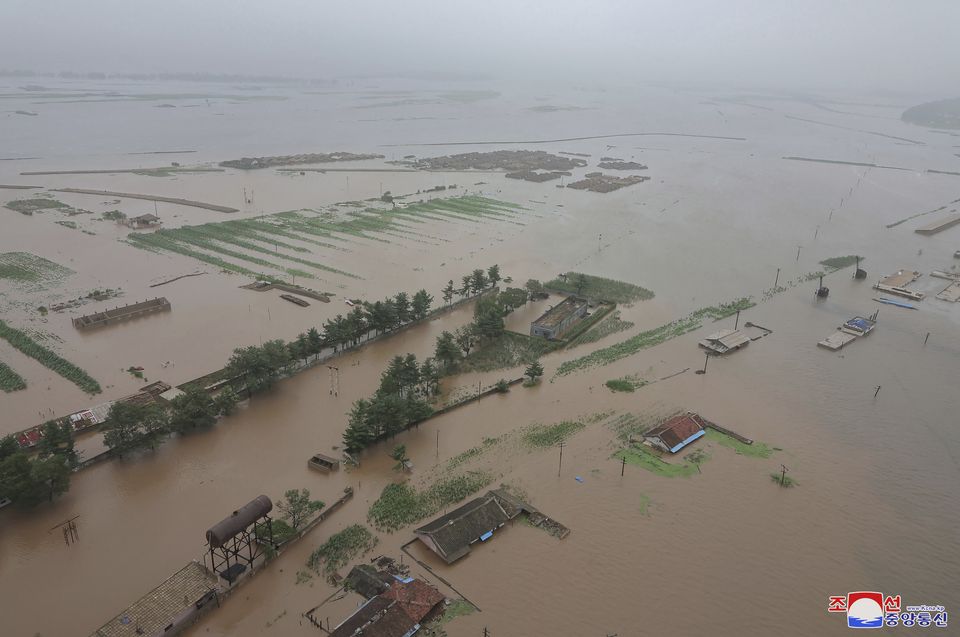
[524,361,545,384]
[390,444,410,472]
[102,402,169,457]
[277,488,325,530]
[168,387,217,434]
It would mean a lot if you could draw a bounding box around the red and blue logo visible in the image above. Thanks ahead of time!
[828,592,948,629]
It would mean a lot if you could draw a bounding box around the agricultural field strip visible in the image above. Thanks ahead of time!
[555,298,755,376]
[0,319,101,394]
[127,196,522,280]
[0,358,27,392]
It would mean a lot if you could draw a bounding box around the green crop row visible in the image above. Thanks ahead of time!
[556,298,755,376]
[368,471,493,532]
[307,524,378,575]
[0,320,101,394]
[0,360,27,392]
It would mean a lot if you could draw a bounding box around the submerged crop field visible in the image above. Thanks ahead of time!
[545,272,654,304]
[555,297,755,376]
[127,195,522,281]
[0,360,27,392]
[0,319,101,394]
[0,252,74,286]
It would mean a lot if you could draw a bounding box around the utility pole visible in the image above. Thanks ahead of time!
[477,380,482,401]
[50,516,80,546]
[796,245,802,262]
[874,385,881,398]
[924,332,930,346]
[436,430,439,459]
[557,442,565,477]
[774,267,781,289]
[734,310,740,330]
[328,366,340,396]
[696,352,709,375]
[621,455,626,476]
[779,464,789,487]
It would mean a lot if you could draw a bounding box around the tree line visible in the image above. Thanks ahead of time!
[1,267,504,507]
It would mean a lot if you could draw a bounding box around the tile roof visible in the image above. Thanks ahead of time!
[381,579,445,624]
[645,413,705,451]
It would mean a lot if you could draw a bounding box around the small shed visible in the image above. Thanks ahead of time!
[643,413,706,454]
[530,296,588,339]
[127,213,161,229]
[414,495,512,564]
[698,328,750,354]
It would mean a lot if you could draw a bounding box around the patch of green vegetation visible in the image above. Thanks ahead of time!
[522,419,585,448]
[0,360,27,392]
[55,220,78,229]
[605,412,655,443]
[4,197,69,215]
[255,518,297,544]
[638,493,653,517]
[545,272,654,304]
[556,298,754,376]
[0,252,74,285]
[458,331,558,373]
[819,255,862,271]
[615,446,701,478]
[705,429,774,458]
[770,473,797,487]
[367,471,493,532]
[0,319,101,394]
[567,309,634,347]
[307,524,378,575]
[605,375,647,393]
[101,210,126,221]
[419,600,477,637]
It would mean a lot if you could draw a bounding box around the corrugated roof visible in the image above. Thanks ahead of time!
[415,496,511,563]
[645,413,705,451]
[703,329,750,349]
[330,597,394,637]
[531,296,587,330]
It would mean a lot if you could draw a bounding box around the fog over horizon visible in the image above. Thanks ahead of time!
[1,0,959,96]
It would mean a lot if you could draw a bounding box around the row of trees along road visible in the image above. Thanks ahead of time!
[2,267,506,507]
[224,266,503,395]
[102,386,240,457]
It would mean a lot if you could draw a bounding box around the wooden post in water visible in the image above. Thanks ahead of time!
[779,464,788,487]
[621,455,626,477]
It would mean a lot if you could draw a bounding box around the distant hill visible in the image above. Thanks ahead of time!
[902,97,960,129]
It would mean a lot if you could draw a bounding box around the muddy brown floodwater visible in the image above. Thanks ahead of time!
[0,80,958,637]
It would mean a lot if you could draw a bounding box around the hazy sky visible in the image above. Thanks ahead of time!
[1,0,958,93]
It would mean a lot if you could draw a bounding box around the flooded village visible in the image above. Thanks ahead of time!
[2,6,960,636]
